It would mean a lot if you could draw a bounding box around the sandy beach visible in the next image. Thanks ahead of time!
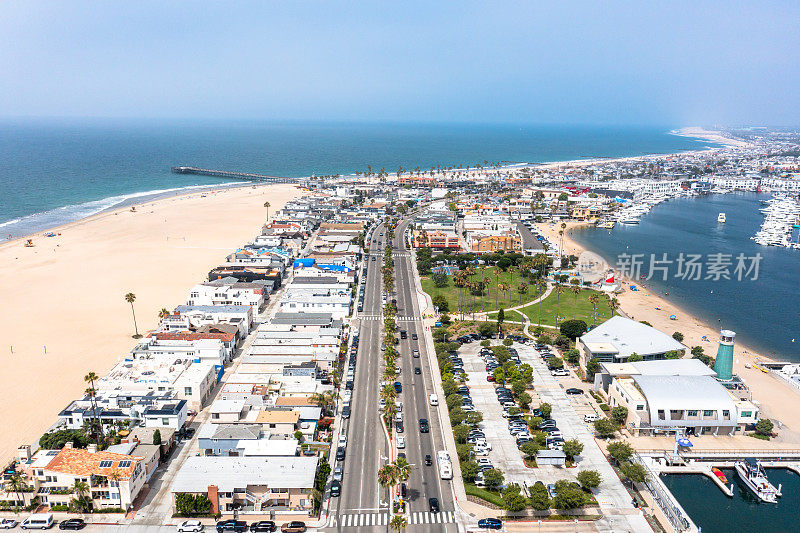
[0,184,301,466]
[537,221,800,441]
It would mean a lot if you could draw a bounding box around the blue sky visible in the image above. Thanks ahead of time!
[2,1,798,125]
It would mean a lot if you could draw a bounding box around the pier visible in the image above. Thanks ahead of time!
[171,166,301,184]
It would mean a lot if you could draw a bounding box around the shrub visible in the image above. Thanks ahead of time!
[502,484,528,512]
[552,479,587,509]
[564,348,580,364]
[672,331,684,342]
[755,419,774,437]
[559,319,588,339]
[520,441,540,459]
[561,439,584,460]
[599,403,610,412]
[503,338,513,346]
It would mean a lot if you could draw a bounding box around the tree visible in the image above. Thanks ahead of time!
[619,462,648,485]
[585,358,601,380]
[665,350,682,360]
[520,441,540,459]
[529,483,551,511]
[394,456,412,483]
[70,479,92,513]
[559,319,587,339]
[492,368,505,386]
[593,418,619,439]
[158,307,170,319]
[377,464,398,490]
[152,429,162,446]
[483,469,504,490]
[539,403,552,418]
[4,470,30,510]
[691,345,705,357]
[577,470,602,491]
[389,515,408,531]
[461,460,481,482]
[503,337,513,346]
[672,331,685,342]
[611,406,629,425]
[432,272,449,288]
[263,201,271,222]
[547,356,564,370]
[84,371,104,442]
[755,419,774,436]
[446,394,463,411]
[553,284,566,324]
[517,392,532,409]
[478,323,497,337]
[294,430,305,444]
[464,411,484,426]
[606,441,633,464]
[627,353,643,362]
[453,424,471,444]
[124,292,140,338]
[502,484,528,512]
[511,381,526,397]
[564,348,580,364]
[552,479,586,509]
[562,439,584,460]
[432,294,449,313]
[496,308,505,334]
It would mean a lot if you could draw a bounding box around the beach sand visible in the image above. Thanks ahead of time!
[0,184,301,465]
[537,221,800,441]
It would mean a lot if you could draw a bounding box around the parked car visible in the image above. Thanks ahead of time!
[333,466,343,482]
[336,447,346,461]
[0,519,18,530]
[249,522,277,533]
[584,413,601,422]
[394,381,402,393]
[478,518,503,530]
[342,406,351,418]
[397,436,406,448]
[216,521,247,533]
[58,520,86,531]
[565,388,584,395]
[177,521,205,532]
[547,484,558,499]
[330,480,341,497]
[280,523,307,533]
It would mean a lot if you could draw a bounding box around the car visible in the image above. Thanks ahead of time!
[478,518,503,530]
[542,426,560,434]
[177,521,204,532]
[428,497,440,513]
[0,519,18,530]
[394,381,402,393]
[414,367,421,375]
[486,375,495,382]
[397,436,406,448]
[346,380,354,390]
[330,480,341,497]
[584,414,601,422]
[419,418,429,432]
[216,521,247,533]
[333,465,343,482]
[338,434,348,447]
[566,388,584,395]
[371,256,376,261]
[425,454,433,466]
[378,398,386,411]
[342,406,351,418]
[400,330,407,339]
[412,350,420,358]
[250,522,277,533]
[280,522,307,533]
[336,447,346,461]
[411,333,418,340]
[399,483,407,498]
[59,520,86,531]
[395,420,404,433]
[547,484,558,499]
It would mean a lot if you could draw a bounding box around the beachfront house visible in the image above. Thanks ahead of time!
[577,315,685,372]
[57,391,187,431]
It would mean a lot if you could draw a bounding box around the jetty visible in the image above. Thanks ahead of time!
[171,166,300,184]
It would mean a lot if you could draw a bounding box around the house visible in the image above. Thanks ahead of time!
[171,456,318,516]
[255,410,300,439]
[167,305,254,337]
[197,424,263,456]
[578,316,685,370]
[57,392,187,432]
[187,279,269,313]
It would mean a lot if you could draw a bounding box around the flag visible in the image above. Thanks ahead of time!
[605,275,614,283]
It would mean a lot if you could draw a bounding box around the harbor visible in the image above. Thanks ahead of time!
[752,193,800,248]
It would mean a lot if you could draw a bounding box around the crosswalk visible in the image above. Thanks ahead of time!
[357,314,421,321]
[331,511,455,528]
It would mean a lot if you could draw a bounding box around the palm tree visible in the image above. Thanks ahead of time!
[498,283,510,308]
[4,470,30,510]
[559,222,567,261]
[517,282,528,307]
[608,297,620,316]
[70,479,91,513]
[84,372,104,441]
[263,201,271,222]
[124,292,139,338]
[108,471,122,507]
[389,515,408,531]
[377,464,398,490]
[394,456,412,483]
[158,308,170,320]
[310,392,336,416]
[588,293,601,326]
[571,284,581,319]
[553,284,565,324]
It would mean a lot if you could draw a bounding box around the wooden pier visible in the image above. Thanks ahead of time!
[171,166,300,184]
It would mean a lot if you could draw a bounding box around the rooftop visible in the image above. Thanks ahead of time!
[581,316,685,359]
[171,456,318,493]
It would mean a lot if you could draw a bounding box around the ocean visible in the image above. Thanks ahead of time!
[0,119,712,237]
[662,470,800,533]
[570,193,800,362]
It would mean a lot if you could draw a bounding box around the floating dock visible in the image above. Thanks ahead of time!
[171,166,300,184]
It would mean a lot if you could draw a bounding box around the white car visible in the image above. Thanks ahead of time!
[397,436,406,449]
[394,412,403,423]
[551,369,569,376]
[338,434,347,447]
[473,446,490,456]
[583,413,600,422]
[177,520,204,532]
[395,400,403,411]
[0,519,19,530]
[378,398,386,411]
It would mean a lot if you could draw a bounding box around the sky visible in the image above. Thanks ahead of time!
[1,1,799,126]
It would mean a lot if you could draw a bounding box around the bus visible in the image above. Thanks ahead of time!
[437,450,453,480]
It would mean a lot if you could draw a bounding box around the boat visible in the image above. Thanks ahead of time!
[735,459,781,503]
[717,213,726,223]
[712,467,728,484]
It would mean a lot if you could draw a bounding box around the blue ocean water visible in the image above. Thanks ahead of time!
[570,193,800,362]
[0,119,712,237]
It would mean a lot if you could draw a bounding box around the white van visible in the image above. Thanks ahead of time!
[429,394,439,406]
[583,413,601,422]
[20,513,54,530]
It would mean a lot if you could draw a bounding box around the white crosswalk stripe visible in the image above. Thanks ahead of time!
[408,511,455,524]
[395,315,420,321]
[334,513,390,528]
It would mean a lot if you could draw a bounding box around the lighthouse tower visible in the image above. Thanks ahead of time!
[714,330,736,381]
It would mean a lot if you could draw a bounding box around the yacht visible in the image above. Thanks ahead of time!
[735,459,781,503]
[717,213,726,223]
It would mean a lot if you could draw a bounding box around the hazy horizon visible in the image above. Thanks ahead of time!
[2,2,798,127]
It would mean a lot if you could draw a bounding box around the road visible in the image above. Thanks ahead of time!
[516,221,544,252]
[325,218,457,532]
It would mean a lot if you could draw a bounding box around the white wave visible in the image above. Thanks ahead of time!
[0,181,246,233]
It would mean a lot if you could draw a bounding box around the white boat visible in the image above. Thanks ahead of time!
[735,459,781,503]
[717,213,726,223]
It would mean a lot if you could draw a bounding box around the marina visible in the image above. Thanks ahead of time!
[752,194,800,248]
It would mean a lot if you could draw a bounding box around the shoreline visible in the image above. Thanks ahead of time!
[0,182,302,466]
[535,220,800,435]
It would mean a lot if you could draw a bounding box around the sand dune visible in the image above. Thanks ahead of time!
[0,184,301,465]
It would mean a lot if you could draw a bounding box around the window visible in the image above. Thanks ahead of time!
[703,410,714,417]
[184,387,193,396]
[657,409,665,420]
[722,410,730,419]
[162,418,170,426]
[636,405,645,411]
[110,481,119,488]
[741,411,752,417]
[118,460,132,468]
[212,413,220,419]
[98,460,113,468]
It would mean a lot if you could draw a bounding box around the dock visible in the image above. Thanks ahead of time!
[171,166,300,184]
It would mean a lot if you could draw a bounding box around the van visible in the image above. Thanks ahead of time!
[584,413,600,422]
[20,513,54,529]
[429,394,439,406]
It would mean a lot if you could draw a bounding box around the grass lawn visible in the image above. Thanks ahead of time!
[464,483,504,507]
[420,266,544,314]
[518,288,615,327]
